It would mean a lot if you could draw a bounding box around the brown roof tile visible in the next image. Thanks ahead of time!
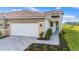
[0,10,63,19]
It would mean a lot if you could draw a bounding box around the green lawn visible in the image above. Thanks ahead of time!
[63,24,79,51]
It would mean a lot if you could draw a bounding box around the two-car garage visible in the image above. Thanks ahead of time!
[10,23,39,37]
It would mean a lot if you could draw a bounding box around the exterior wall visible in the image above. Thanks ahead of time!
[7,18,45,37]
[46,15,60,21]
[44,18,50,33]
[51,18,60,21]
[48,14,63,33]
[0,19,9,36]
[0,29,9,36]
[46,15,62,33]
[0,14,63,37]
[59,14,63,33]
[38,22,45,37]
[0,19,6,29]
[7,18,44,23]
[52,22,56,32]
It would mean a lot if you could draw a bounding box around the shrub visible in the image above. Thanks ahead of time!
[43,45,47,48]
[39,32,44,38]
[34,44,38,47]
[0,31,2,38]
[63,48,69,51]
[53,47,58,51]
[61,30,65,35]
[45,28,52,40]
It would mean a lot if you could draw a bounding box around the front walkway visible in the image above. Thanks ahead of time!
[34,32,59,45]
[0,33,59,51]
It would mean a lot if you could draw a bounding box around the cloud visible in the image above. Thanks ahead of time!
[24,7,40,12]
[63,15,76,19]
[63,15,77,22]
[29,7,39,12]
[12,9,23,11]
[11,7,40,12]
[72,7,79,9]
[55,7,61,10]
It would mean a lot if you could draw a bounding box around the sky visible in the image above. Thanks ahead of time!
[0,7,79,22]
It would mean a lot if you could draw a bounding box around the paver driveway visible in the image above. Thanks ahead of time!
[0,33,59,51]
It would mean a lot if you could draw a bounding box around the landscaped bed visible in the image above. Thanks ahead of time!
[24,32,69,51]
[0,31,8,39]
[0,36,8,39]
[38,28,52,40]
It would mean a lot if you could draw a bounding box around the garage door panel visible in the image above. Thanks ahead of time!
[11,23,38,37]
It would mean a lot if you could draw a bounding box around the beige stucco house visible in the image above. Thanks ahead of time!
[0,10,63,37]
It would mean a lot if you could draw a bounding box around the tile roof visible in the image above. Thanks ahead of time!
[45,11,64,15]
[0,10,63,19]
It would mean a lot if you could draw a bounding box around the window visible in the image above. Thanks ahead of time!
[40,24,42,27]
[50,21,53,27]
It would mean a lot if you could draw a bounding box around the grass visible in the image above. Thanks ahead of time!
[63,24,79,51]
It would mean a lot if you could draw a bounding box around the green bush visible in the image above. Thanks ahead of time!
[39,32,44,38]
[0,31,2,38]
[45,28,52,40]
[61,30,65,35]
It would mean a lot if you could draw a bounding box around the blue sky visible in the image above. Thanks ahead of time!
[0,7,79,22]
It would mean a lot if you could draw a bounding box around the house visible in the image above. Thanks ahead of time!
[0,10,64,37]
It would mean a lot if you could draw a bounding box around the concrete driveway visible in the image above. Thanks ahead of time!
[0,34,59,51]
[0,36,37,51]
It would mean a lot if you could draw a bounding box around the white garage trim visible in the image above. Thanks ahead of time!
[10,23,38,37]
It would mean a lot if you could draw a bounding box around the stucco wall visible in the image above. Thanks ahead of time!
[46,15,60,21]
[7,18,45,37]
[38,22,45,37]
[44,18,50,33]
[52,22,56,32]
[0,19,6,29]
[7,18,44,23]
[51,18,60,21]
[59,14,63,33]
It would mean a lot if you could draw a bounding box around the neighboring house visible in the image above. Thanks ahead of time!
[0,10,64,37]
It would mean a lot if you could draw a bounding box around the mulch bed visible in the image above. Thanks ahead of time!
[0,36,9,39]
[24,33,70,51]
[38,38,49,40]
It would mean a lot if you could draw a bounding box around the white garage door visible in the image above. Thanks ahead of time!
[10,23,38,37]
